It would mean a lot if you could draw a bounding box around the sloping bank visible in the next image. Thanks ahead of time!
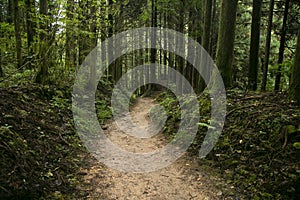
[0,84,112,199]
[155,90,300,199]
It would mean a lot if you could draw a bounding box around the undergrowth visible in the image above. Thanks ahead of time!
[0,81,113,199]
[156,90,300,200]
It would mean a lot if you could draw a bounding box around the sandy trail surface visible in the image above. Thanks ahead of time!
[80,97,223,199]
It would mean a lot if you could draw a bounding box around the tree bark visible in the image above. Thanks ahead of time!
[187,4,196,90]
[261,0,274,91]
[107,0,115,82]
[12,0,22,69]
[65,0,77,71]
[289,25,300,104]
[215,0,238,88]
[202,0,212,52]
[175,0,184,93]
[25,0,35,65]
[274,0,290,91]
[209,0,217,58]
[150,0,157,90]
[78,0,90,65]
[88,0,98,90]
[248,0,262,91]
[35,0,49,84]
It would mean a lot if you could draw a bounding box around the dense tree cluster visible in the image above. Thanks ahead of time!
[0,0,299,101]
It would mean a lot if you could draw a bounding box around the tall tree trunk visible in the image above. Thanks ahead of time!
[65,0,77,71]
[196,0,212,94]
[25,0,35,68]
[195,0,205,93]
[202,0,212,52]
[35,0,49,84]
[88,0,98,90]
[248,0,262,91]
[163,13,168,79]
[274,0,289,91]
[289,25,300,104]
[107,0,115,82]
[175,0,184,93]
[159,13,162,77]
[261,0,274,91]
[115,7,124,83]
[78,0,90,65]
[150,0,157,90]
[12,0,22,69]
[215,0,238,88]
[39,0,48,41]
[209,0,217,58]
[187,4,196,90]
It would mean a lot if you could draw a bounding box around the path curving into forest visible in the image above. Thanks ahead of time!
[80,97,224,199]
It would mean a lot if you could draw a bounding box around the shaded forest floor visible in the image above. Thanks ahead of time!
[0,85,299,199]
[157,90,300,199]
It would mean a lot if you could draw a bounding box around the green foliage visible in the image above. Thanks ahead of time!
[155,92,180,138]
[50,95,69,110]
[156,89,300,199]
[0,86,86,199]
[96,99,112,124]
[293,142,300,149]
[198,122,216,130]
[0,69,34,87]
[0,0,299,199]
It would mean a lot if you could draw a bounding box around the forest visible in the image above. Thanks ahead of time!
[0,0,300,199]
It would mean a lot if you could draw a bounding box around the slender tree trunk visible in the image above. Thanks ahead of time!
[209,0,217,58]
[261,0,274,91]
[163,13,168,79]
[159,12,162,69]
[107,0,115,82]
[187,5,195,90]
[88,0,98,90]
[65,0,76,71]
[25,0,35,64]
[139,28,145,94]
[274,0,289,91]
[289,25,300,104]
[175,0,184,93]
[78,0,89,65]
[115,2,125,83]
[39,0,48,41]
[248,0,262,91]
[145,24,151,91]
[196,0,212,94]
[216,0,238,88]
[35,0,49,84]
[150,0,157,90]
[195,0,205,92]
[12,0,22,69]
[202,0,212,52]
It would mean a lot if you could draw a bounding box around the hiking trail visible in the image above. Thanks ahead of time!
[80,97,226,200]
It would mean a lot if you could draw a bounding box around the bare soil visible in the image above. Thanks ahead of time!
[80,98,225,200]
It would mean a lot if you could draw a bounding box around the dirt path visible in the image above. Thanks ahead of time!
[80,97,224,199]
